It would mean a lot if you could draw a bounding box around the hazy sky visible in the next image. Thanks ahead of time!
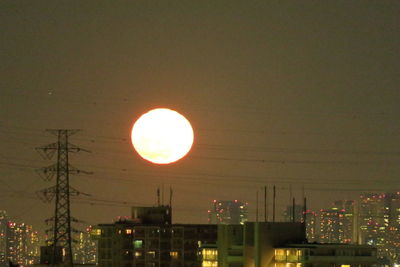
[1,1,400,234]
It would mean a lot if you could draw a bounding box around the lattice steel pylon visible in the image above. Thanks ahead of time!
[36,129,90,267]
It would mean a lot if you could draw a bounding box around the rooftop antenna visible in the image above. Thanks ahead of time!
[169,186,173,208]
[264,186,267,222]
[162,184,164,206]
[157,188,161,206]
[273,185,276,222]
[256,190,259,222]
[289,184,293,222]
[303,197,307,233]
[292,197,296,223]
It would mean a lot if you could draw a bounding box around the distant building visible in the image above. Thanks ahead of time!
[6,221,40,266]
[319,208,354,244]
[208,200,248,225]
[283,204,303,223]
[282,205,318,243]
[25,225,40,265]
[359,193,388,247]
[7,221,25,265]
[92,206,217,267]
[0,211,7,265]
[359,192,400,265]
[333,200,356,244]
[0,211,41,266]
[304,210,318,243]
[73,226,97,264]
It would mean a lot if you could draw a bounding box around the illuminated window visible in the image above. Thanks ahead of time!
[133,240,143,249]
[170,251,178,259]
[135,251,142,257]
[147,251,156,258]
[90,228,102,238]
[341,265,350,267]
[202,261,217,267]
[126,229,132,234]
[286,249,297,256]
[202,248,218,261]
[275,249,286,261]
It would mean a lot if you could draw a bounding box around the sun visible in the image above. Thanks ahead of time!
[131,108,194,164]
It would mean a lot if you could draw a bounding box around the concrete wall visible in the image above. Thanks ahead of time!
[217,224,243,267]
[243,222,306,267]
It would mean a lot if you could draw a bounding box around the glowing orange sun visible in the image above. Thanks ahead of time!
[131,108,194,164]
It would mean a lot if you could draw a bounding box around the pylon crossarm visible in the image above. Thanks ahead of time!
[68,143,91,153]
[36,143,58,159]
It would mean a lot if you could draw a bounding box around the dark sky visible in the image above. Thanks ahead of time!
[1,1,400,234]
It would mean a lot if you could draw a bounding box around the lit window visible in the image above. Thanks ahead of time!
[170,251,178,259]
[202,260,218,267]
[134,240,143,249]
[126,229,132,234]
[90,229,102,236]
[202,248,218,261]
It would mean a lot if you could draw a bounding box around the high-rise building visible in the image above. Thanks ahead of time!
[282,205,317,243]
[283,204,303,223]
[304,210,317,243]
[0,211,7,265]
[208,200,248,225]
[7,222,31,266]
[319,208,341,243]
[359,192,400,265]
[0,213,41,267]
[73,226,97,264]
[25,225,40,265]
[359,193,388,247]
[318,200,355,244]
[319,208,355,244]
[333,200,356,244]
[93,206,218,267]
[6,221,20,265]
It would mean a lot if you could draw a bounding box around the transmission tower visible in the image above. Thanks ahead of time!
[36,129,90,267]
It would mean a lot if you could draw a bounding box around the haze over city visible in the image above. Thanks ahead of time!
[1,1,400,261]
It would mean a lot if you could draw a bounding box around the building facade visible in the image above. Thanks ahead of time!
[283,205,304,223]
[218,222,376,267]
[304,210,317,243]
[274,244,377,267]
[359,192,400,265]
[73,226,97,264]
[0,211,7,266]
[208,200,248,225]
[93,206,217,267]
[5,221,40,266]
[318,200,355,244]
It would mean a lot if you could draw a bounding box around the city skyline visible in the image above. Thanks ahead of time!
[1,0,400,254]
